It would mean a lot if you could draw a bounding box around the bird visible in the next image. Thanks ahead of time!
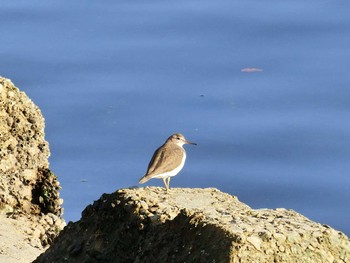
[139,133,196,191]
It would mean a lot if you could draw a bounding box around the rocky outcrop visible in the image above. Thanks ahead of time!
[2,77,349,262]
[0,77,65,262]
[35,187,350,263]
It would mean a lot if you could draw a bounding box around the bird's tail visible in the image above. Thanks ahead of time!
[139,175,150,184]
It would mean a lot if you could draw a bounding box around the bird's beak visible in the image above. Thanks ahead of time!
[186,140,197,145]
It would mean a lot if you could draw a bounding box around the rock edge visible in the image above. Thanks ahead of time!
[35,187,350,263]
[0,77,65,262]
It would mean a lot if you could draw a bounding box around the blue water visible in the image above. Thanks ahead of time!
[1,1,350,236]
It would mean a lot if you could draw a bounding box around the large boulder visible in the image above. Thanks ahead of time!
[0,77,65,262]
[35,187,349,263]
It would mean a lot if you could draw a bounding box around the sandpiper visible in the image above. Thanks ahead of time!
[139,133,196,191]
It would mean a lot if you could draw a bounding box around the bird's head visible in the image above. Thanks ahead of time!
[168,133,197,146]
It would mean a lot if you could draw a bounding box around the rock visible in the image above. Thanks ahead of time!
[34,187,350,263]
[0,77,65,262]
[0,216,45,263]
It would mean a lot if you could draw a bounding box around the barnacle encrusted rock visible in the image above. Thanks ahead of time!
[0,77,65,262]
[34,187,350,263]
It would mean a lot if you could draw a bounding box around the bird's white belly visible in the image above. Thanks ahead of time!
[153,154,186,179]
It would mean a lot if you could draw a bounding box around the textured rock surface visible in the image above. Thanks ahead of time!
[35,187,350,263]
[0,77,65,262]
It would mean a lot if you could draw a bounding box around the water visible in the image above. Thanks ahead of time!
[1,1,350,236]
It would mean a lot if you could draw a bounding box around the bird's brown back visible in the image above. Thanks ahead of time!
[145,142,185,177]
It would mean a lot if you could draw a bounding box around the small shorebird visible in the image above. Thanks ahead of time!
[139,133,196,191]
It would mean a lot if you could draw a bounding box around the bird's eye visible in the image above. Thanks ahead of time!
[177,137,180,140]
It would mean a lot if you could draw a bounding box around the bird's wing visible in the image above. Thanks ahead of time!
[139,147,166,184]
[146,145,183,176]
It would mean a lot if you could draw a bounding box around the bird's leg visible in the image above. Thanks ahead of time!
[162,178,169,191]
[167,177,171,190]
